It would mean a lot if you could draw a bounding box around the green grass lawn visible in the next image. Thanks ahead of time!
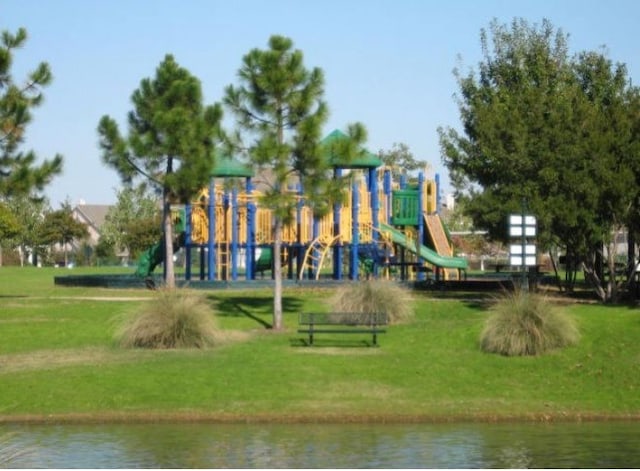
[1,266,639,423]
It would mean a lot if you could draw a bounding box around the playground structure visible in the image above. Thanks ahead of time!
[135,130,468,282]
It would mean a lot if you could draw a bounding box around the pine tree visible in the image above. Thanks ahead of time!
[225,35,365,329]
[98,55,223,288]
[0,27,62,197]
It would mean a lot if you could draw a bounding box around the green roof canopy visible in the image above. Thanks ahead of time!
[321,129,382,169]
[209,151,253,178]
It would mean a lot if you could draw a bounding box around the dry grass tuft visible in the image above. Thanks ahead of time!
[480,289,580,356]
[328,280,414,324]
[115,289,222,349]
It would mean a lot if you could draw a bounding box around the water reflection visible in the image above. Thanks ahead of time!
[2,421,640,468]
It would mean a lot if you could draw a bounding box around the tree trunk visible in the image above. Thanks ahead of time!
[625,230,637,296]
[163,157,175,289]
[548,250,564,292]
[606,235,619,303]
[273,216,283,330]
[163,194,175,288]
[583,261,607,302]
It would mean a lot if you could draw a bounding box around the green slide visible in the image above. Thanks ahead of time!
[135,240,165,277]
[379,222,468,270]
[255,247,273,273]
[135,232,186,277]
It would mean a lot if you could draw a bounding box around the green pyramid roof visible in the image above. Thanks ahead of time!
[209,151,253,178]
[321,129,382,169]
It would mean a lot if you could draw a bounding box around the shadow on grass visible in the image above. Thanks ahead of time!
[211,295,304,329]
[290,337,380,348]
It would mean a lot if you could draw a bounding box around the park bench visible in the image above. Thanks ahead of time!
[298,312,388,346]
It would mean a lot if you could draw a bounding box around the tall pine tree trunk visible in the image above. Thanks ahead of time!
[163,194,175,289]
[163,157,175,289]
[273,216,283,330]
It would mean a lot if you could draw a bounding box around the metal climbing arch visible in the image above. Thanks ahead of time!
[298,234,342,281]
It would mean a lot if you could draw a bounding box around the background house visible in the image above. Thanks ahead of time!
[71,202,110,247]
[70,202,129,265]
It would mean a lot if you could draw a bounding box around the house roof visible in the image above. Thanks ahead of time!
[73,204,111,231]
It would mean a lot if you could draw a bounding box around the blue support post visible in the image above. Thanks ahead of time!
[207,180,216,281]
[246,177,255,280]
[185,203,192,281]
[333,168,343,280]
[369,168,380,277]
[383,169,392,225]
[350,176,360,280]
[221,190,230,281]
[199,246,205,280]
[231,185,238,281]
[296,182,304,279]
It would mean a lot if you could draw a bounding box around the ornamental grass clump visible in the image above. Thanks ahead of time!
[116,289,221,349]
[328,279,414,324]
[480,289,580,356]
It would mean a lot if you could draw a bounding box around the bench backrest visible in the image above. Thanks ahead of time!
[299,312,388,326]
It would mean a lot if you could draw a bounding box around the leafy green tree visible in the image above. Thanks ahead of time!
[0,202,19,240]
[0,28,62,197]
[569,50,636,300]
[224,35,366,329]
[40,202,89,266]
[94,236,117,265]
[122,214,162,261]
[98,55,223,288]
[438,18,637,301]
[101,185,160,260]
[0,201,19,265]
[378,142,427,181]
[624,86,640,287]
[4,193,50,266]
[440,197,474,232]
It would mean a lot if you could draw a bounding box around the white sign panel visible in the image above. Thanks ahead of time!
[510,256,537,266]
[509,226,523,237]
[510,244,536,255]
[509,214,536,237]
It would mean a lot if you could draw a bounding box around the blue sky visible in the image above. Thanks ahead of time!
[3,0,639,206]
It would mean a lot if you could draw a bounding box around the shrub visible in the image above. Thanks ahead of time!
[116,289,221,349]
[480,289,580,356]
[328,280,414,324]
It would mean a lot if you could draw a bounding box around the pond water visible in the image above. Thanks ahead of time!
[2,421,639,468]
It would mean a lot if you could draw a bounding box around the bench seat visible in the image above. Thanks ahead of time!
[298,312,388,346]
